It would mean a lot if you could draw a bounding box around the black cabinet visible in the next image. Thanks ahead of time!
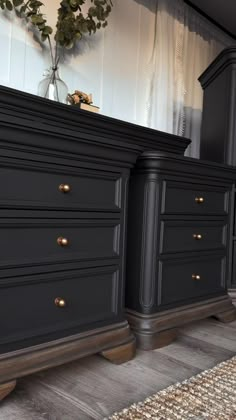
[126,152,236,350]
[199,47,236,295]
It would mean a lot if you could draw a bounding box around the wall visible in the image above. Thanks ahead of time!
[0,0,156,126]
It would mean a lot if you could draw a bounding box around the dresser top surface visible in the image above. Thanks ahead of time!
[0,85,190,162]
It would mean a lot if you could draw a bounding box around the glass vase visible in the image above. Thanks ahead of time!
[38,66,68,104]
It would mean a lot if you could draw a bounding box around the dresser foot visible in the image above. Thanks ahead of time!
[214,307,236,323]
[135,328,178,350]
[127,296,236,350]
[100,337,136,364]
[0,380,16,401]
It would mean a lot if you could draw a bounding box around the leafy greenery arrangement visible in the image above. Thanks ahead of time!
[0,0,113,66]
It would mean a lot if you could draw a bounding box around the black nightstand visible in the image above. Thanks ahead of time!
[126,152,236,349]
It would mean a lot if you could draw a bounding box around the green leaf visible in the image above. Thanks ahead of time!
[69,0,77,7]
[20,5,27,13]
[88,6,97,17]
[31,14,45,24]
[56,31,65,42]
[6,1,13,11]
[42,25,53,35]
[13,0,24,7]
[29,0,43,8]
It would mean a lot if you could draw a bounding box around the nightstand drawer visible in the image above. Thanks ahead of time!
[0,220,119,270]
[1,165,121,211]
[159,256,225,306]
[0,267,119,351]
[162,181,228,215]
[160,221,226,254]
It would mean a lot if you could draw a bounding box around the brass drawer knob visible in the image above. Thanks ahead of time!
[57,237,69,246]
[54,297,66,307]
[193,234,202,240]
[59,184,71,193]
[192,274,201,280]
[195,197,204,204]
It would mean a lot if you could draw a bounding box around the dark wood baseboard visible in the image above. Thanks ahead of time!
[0,321,135,401]
[126,295,236,350]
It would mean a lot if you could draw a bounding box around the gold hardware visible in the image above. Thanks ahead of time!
[59,184,71,193]
[57,237,69,247]
[192,274,201,280]
[54,297,66,308]
[193,234,202,240]
[195,197,204,203]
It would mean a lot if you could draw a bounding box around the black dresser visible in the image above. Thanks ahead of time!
[0,86,190,401]
[126,152,236,349]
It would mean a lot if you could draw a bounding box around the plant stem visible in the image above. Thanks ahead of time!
[47,35,55,67]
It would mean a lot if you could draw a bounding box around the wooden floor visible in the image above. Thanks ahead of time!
[1,317,236,420]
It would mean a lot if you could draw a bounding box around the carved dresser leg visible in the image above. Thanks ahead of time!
[0,380,16,401]
[100,338,136,365]
[214,307,236,323]
[135,327,178,350]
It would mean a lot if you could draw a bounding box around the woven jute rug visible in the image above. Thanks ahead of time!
[107,356,236,420]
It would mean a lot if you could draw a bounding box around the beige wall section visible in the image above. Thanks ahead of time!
[0,0,155,126]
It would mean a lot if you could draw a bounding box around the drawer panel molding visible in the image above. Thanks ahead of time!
[0,163,122,211]
[160,221,227,254]
[158,255,226,307]
[0,220,121,271]
[0,267,120,352]
[162,181,229,215]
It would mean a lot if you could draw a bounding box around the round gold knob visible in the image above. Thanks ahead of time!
[193,234,202,240]
[195,197,204,204]
[192,274,201,280]
[59,184,71,193]
[57,237,69,246]
[54,297,66,307]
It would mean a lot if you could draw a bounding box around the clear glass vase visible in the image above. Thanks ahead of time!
[38,66,68,104]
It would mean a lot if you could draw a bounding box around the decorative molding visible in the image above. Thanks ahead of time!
[0,86,190,166]
[126,295,236,349]
[0,322,135,387]
[139,180,159,310]
[0,262,119,288]
[136,152,236,183]
[159,220,227,255]
[0,220,121,271]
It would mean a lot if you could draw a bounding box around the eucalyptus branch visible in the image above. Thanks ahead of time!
[0,0,113,53]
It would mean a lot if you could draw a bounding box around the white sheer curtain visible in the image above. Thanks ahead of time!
[147,0,233,157]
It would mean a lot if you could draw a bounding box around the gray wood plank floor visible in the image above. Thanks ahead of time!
[1,317,236,420]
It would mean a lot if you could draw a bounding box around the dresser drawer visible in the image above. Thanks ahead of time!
[0,267,119,350]
[0,220,119,270]
[162,181,228,215]
[160,221,226,254]
[159,256,225,306]
[1,165,121,211]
